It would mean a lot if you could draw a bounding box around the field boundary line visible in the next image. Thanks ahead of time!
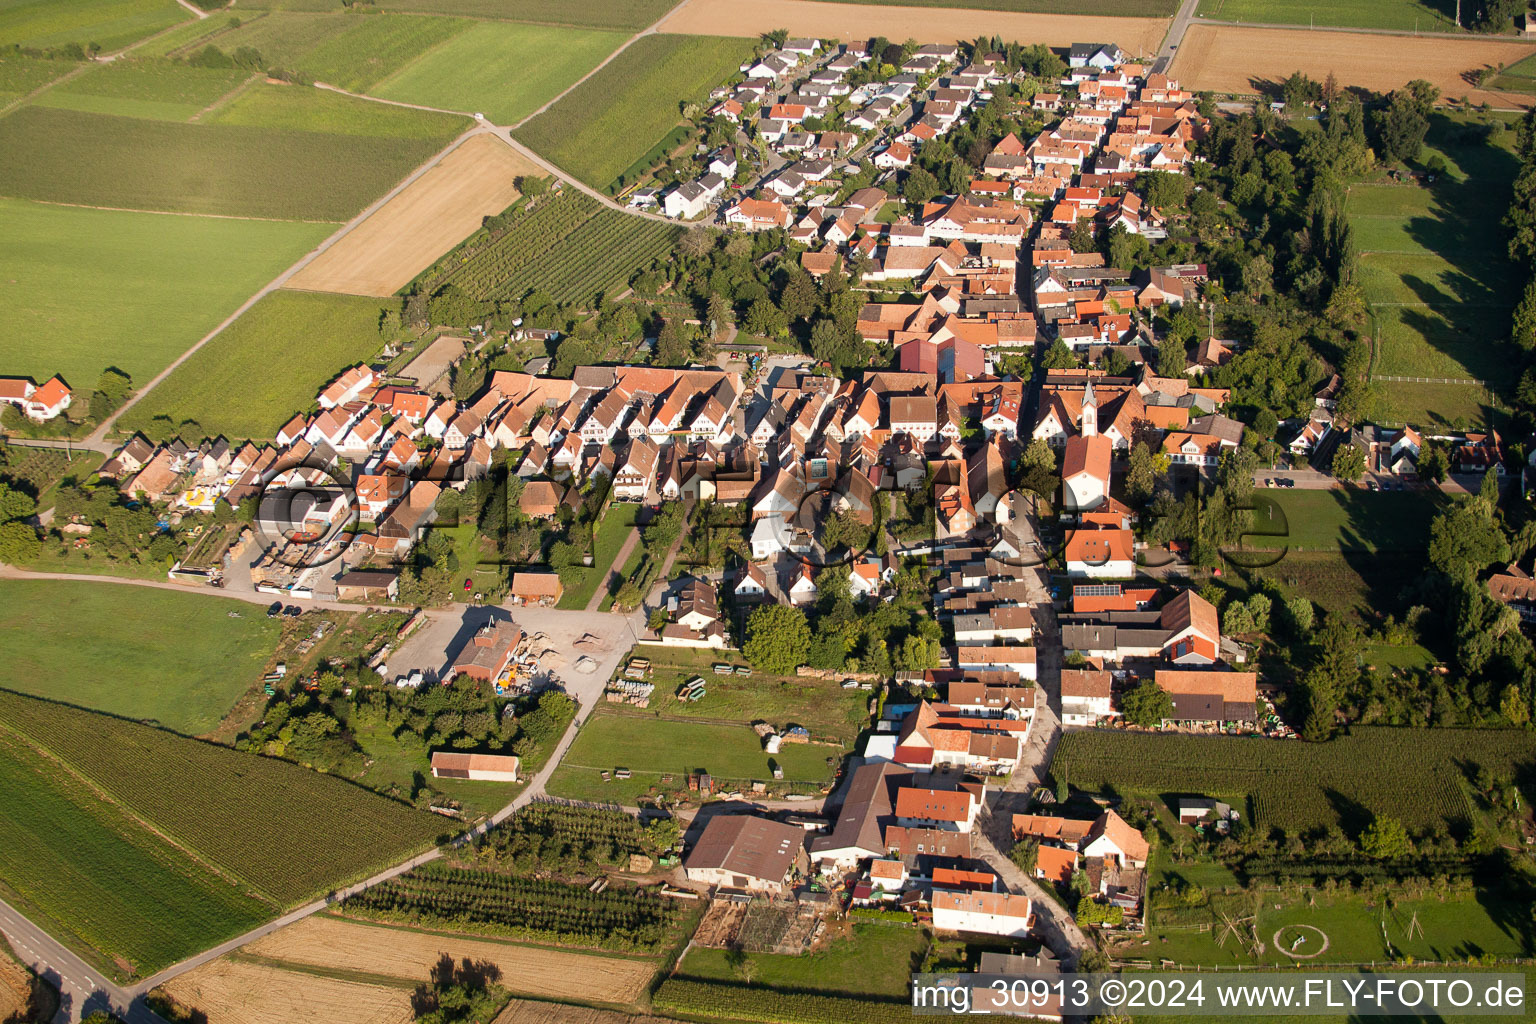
[312,81,472,117]
[0,196,338,224]
[188,71,262,123]
[0,61,96,120]
[360,17,478,97]
[0,718,280,906]
[170,0,210,21]
[316,912,663,960]
[225,950,421,990]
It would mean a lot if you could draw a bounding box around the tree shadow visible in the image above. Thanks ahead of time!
[410,955,503,1017]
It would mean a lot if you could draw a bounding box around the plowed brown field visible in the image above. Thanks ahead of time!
[495,998,685,1024]
[287,133,536,298]
[246,915,658,1003]
[659,0,1169,53]
[1171,24,1536,107]
[157,958,412,1024]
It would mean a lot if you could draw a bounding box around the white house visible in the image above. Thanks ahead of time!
[1060,669,1114,727]
[932,890,1033,938]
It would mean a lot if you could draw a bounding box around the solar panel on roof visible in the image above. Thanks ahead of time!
[1073,584,1122,597]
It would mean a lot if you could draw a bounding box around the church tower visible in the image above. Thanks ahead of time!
[1081,379,1098,437]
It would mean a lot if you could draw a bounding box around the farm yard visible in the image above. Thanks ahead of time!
[1168,25,1536,108]
[416,188,678,311]
[0,96,467,220]
[287,134,536,298]
[0,0,192,52]
[514,34,755,193]
[370,22,627,125]
[119,290,390,440]
[0,726,272,980]
[1055,727,1536,835]
[0,579,280,735]
[156,956,414,1024]
[1193,0,1456,31]
[242,914,661,1004]
[0,688,448,909]
[0,197,331,389]
[1344,112,1521,427]
[544,708,845,805]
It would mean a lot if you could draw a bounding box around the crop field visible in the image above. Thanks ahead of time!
[292,12,470,92]
[34,59,250,121]
[434,189,677,309]
[1194,0,1455,31]
[514,34,753,191]
[288,134,534,298]
[0,102,462,220]
[0,579,280,735]
[822,0,1174,11]
[655,977,913,1024]
[242,0,681,31]
[158,956,414,1024]
[0,197,332,387]
[664,0,1170,51]
[203,80,469,139]
[1168,25,1535,106]
[0,53,75,105]
[246,914,660,1002]
[0,0,190,52]
[347,862,685,952]
[0,726,271,978]
[120,290,387,440]
[1056,727,1536,834]
[0,688,448,907]
[545,709,842,805]
[371,22,625,125]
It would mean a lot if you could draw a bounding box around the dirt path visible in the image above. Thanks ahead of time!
[586,525,641,613]
[170,0,209,20]
[0,563,362,612]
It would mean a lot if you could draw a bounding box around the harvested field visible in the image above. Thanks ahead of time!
[495,1001,683,1024]
[1169,24,1536,107]
[249,915,658,1003]
[287,134,535,297]
[658,0,1169,53]
[157,957,412,1024]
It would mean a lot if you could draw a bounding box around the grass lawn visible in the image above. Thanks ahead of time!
[0,0,192,52]
[0,579,281,735]
[597,532,647,611]
[617,647,870,744]
[1193,0,1456,31]
[555,502,639,610]
[351,714,517,820]
[119,290,388,440]
[676,923,928,998]
[514,34,753,191]
[1266,550,1425,621]
[34,59,251,121]
[1374,379,1500,429]
[0,100,462,220]
[1256,487,1444,553]
[371,21,626,125]
[0,726,272,981]
[1363,642,1438,672]
[0,197,333,389]
[545,709,842,805]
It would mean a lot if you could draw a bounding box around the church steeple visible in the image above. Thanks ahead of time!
[1081,379,1097,437]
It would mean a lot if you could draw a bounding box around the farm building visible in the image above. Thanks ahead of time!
[452,619,523,682]
[932,889,1033,937]
[430,751,519,782]
[510,572,563,606]
[683,813,806,893]
[335,569,399,602]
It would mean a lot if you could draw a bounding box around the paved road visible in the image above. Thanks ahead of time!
[1152,0,1201,73]
[0,900,161,1024]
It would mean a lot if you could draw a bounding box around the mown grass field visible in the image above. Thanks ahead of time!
[1194,0,1456,31]
[1055,727,1536,834]
[0,197,332,387]
[0,580,280,735]
[0,97,464,219]
[33,59,250,121]
[0,689,449,908]
[1253,487,1444,553]
[514,34,753,191]
[1346,113,1519,427]
[120,290,387,440]
[371,21,625,125]
[554,502,639,609]
[0,726,271,980]
[676,923,928,998]
[545,710,842,805]
[0,0,191,52]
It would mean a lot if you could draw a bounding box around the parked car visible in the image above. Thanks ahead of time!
[284,605,303,617]
[267,601,283,618]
